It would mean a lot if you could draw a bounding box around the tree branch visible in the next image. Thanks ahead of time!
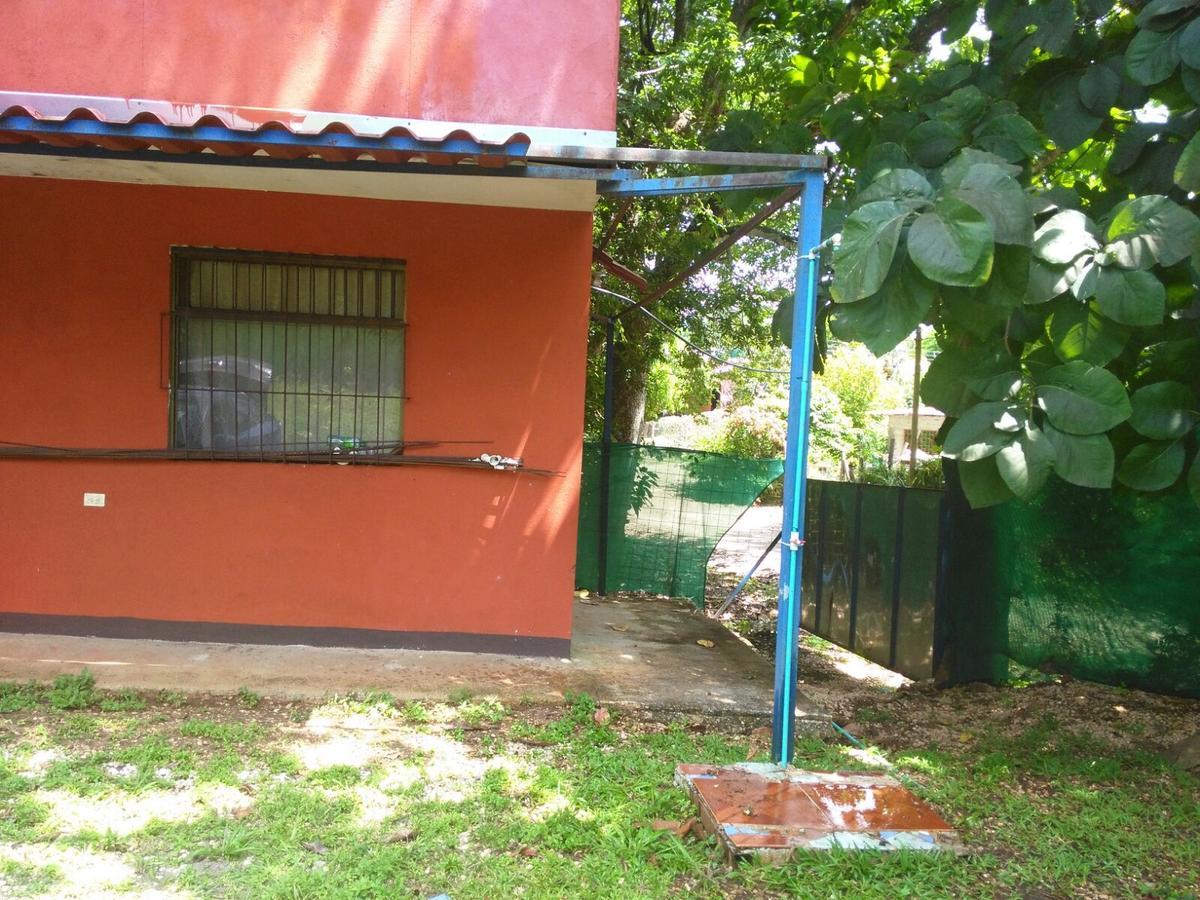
[906,0,957,54]
[829,0,873,44]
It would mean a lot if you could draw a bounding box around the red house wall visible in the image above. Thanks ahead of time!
[0,177,590,653]
[0,0,620,132]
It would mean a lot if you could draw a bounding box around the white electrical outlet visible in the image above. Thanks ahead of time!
[83,492,106,508]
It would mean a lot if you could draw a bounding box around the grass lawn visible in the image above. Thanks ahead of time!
[0,671,1197,899]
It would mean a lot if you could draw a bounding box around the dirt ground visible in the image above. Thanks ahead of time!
[697,560,1200,762]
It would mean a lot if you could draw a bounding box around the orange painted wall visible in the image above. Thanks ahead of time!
[0,0,620,131]
[0,177,591,642]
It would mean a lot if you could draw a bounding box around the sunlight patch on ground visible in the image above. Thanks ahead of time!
[397,730,525,804]
[36,788,199,836]
[20,748,64,777]
[842,746,893,768]
[827,649,909,689]
[34,781,254,837]
[0,841,190,898]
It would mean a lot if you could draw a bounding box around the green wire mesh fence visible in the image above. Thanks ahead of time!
[575,443,783,604]
[577,445,1200,697]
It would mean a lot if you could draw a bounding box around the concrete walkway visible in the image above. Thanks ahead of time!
[0,595,825,720]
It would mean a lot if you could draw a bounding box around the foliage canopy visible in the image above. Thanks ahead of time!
[614,0,1200,506]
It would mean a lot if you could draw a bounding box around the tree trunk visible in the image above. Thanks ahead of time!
[612,313,654,443]
[673,0,690,44]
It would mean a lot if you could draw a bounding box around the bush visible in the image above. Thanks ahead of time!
[859,458,944,489]
[697,397,787,458]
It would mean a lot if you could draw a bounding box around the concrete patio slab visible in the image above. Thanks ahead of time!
[0,595,826,721]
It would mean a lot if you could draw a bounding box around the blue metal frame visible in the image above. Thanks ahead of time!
[0,113,826,764]
[772,171,825,765]
[597,170,810,197]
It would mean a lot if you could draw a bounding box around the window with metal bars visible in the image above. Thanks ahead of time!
[169,248,405,459]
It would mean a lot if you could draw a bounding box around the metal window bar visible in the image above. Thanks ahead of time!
[168,249,406,462]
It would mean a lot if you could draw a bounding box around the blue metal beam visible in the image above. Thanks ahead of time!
[0,141,636,185]
[597,170,809,197]
[772,171,825,766]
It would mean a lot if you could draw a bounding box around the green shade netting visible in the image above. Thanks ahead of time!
[576,443,783,604]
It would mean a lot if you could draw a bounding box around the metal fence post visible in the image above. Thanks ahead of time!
[772,172,825,766]
[597,317,615,595]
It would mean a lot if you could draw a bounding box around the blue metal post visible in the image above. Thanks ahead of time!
[771,171,825,765]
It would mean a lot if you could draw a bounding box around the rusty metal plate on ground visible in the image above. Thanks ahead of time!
[676,762,963,861]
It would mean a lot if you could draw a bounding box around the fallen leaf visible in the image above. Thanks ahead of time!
[607,623,629,633]
[592,707,611,726]
[385,827,417,843]
[746,725,773,758]
[302,840,328,855]
[519,845,538,857]
[696,639,715,648]
[230,806,253,820]
[574,589,590,599]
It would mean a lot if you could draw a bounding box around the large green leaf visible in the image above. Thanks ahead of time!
[1183,63,1200,104]
[1136,338,1200,383]
[830,201,910,302]
[1069,260,1099,300]
[904,119,965,167]
[860,142,911,183]
[1109,123,1159,176]
[1137,0,1199,32]
[1036,361,1133,434]
[942,401,1020,461]
[1117,439,1186,489]
[980,245,1032,308]
[1094,267,1166,326]
[995,423,1057,499]
[1189,449,1200,506]
[921,345,1019,415]
[1122,138,1186,196]
[939,288,1012,337]
[1104,194,1200,268]
[941,149,1022,188]
[1078,64,1122,114]
[1126,25,1182,85]
[925,85,989,132]
[908,198,995,286]
[1129,380,1198,439]
[1024,257,1082,304]
[957,456,1016,508]
[854,169,933,206]
[1023,341,1062,383]
[1046,303,1131,365]
[973,114,1043,162]
[1041,75,1103,150]
[828,258,935,355]
[1033,209,1100,264]
[1174,131,1200,192]
[1179,17,1200,68]
[1043,424,1116,488]
[951,164,1034,245]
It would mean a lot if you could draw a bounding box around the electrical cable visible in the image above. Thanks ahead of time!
[591,285,790,375]
[0,440,556,475]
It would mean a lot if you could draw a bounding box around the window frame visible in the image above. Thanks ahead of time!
[167,246,407,460]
